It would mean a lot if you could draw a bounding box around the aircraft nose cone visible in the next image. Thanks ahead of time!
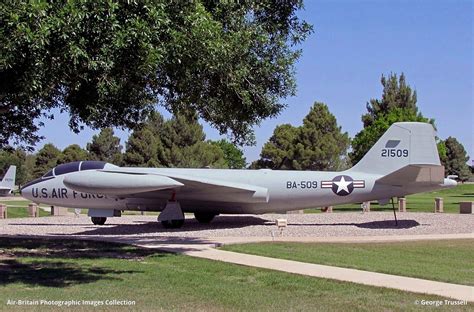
[20,178,42,200]
[20,185,31,199]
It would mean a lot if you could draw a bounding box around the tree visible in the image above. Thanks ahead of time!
[294,103,350,170]
[350,73,432,165]
[87,128,123,165]
[362,73,419,127]
[253,102,349,171]
[253,124,299,169]
[1,1,312,148]
[210,139,246,169]
[443,137,470,181]
[57,144,88,164]
[158,113,206,166]
[33,143,60,178]
[178,142,228,168]
[123,112,230,168]
[123,128,160,167]
[0,148,30,185]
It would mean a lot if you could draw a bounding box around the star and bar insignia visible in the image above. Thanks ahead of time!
[321,175,365,196]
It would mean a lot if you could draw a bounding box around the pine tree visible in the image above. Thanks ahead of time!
[33,144,60,178]
[86,128,123,165]
[252,124,298,169]
[350,73,432,165]
[254,102,349,171]
[444,137,470,181]
[123,112,229,168]
[362,73,419,127]
[179,142,228,168]
[58,144,88,164]
[123,128,160,167]
[295,103,350,170]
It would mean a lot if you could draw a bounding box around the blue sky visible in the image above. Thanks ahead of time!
[37,0,473,164]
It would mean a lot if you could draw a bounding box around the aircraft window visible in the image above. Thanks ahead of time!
[54,162,81,176]
[80,161,106,171]
[43,170,54,178]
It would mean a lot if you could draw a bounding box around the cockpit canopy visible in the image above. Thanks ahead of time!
[42,161,115,178]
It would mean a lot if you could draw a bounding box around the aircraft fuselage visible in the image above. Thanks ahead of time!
[21,167,450,214]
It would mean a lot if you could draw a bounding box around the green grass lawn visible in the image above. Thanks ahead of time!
[223,239,474,286]
[305,184,474,213]
[4,207,50,218]
[0,238,471,312]
[0,199,50,218]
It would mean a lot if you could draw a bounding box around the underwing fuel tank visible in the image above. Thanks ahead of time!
[63,171,184,195]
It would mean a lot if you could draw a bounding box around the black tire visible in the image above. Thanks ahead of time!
[194,212,217,224]
[161,219,185,229]
[91,217,107,225]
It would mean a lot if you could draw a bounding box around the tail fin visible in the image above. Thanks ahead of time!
[0,165,16,189]
[350,122,440,175]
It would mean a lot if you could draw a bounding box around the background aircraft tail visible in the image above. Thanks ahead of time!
[349,122,441,176]
[0,165,16,189]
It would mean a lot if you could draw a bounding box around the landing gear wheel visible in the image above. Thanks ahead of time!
[194,212,217,224]
[161,219,185,229]
[91,217,107,225]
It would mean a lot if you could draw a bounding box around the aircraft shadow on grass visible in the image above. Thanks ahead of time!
[0,237,162,287]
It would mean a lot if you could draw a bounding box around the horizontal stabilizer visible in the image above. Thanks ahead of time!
[375,165,444,187]
[63,171,184,195]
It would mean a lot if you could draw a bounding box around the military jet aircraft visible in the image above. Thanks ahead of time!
[21,122,456,228]
[0,166,16,196]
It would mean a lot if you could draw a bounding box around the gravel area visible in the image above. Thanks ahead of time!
[0,212,472,242]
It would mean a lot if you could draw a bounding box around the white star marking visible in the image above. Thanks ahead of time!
[334,176,352,194]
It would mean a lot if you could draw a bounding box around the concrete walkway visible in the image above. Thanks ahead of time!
[212,232,474,246]
[1,219,472,302]
[184,247,473,302]
[115,233,473,302]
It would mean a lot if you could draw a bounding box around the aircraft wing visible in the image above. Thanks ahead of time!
[63,170,268,203]
[157,173,269,203]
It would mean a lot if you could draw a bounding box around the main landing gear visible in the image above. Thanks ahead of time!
[194,212,217,224]
[158,200,185,229]
[157,201,219,228]
[91,217,107,225]
[161,219,185,229]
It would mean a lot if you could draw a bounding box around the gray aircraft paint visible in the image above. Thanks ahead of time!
[21,122,456,214]
[0,165,16,196]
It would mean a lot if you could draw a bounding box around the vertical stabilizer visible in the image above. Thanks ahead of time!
[0,165,16,189]
[350,122,440,175]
